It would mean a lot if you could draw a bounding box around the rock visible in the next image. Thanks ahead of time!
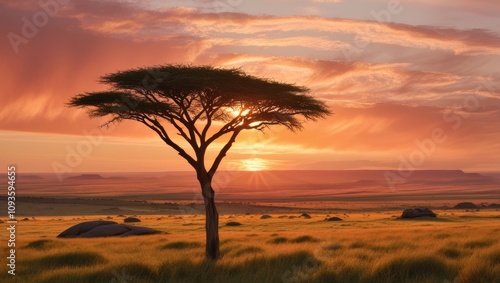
[400,208,437,219]
[79,224,133,237]
[57,221,160,238]
[58,221,117,237]
[260,215,272,219]
[278,215,288,219]
[453,202,478,209]
[225,221,242,226]
[325,217,342,221]
[120,225,160,236]
[301,213,311,219]
[488,203,500,208]
[124,217,141,223]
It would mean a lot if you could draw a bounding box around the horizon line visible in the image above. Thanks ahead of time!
[8,169,500,174]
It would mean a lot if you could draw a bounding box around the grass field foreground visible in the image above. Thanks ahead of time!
[1,210,499,283]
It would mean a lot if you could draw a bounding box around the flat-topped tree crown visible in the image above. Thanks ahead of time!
[68,64,331,260]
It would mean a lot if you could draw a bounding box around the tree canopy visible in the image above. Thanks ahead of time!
[69,65,330,175]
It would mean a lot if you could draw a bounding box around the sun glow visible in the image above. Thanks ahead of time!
[241,158,268,171]
[228,107,250,117]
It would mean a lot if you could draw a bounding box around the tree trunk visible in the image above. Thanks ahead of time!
[200,178,220,260]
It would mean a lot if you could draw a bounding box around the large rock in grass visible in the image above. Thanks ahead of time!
[57,220,116,237]
[301,213,312,219]
[453,202,478,209]
[57,220,160,238]
[400,208,437,219]
[124,217,141,223]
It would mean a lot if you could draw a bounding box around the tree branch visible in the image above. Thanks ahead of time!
[141,116,197,168]
[208,128,242,177]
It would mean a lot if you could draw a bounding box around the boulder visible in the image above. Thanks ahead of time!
[453,202,478,209]
[79,224,132,237]
[400,208,437,219]
[325,217,342,221]
[301,213,312,219]
[57,221,116,237]
[57,220,160,238]
[260,215,272,219]
[225,221,242,226]
[124,217,141,223]
[121,225,159,236]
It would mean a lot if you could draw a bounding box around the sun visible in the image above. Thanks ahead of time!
[241,158,268,171]
[227,106,250,117]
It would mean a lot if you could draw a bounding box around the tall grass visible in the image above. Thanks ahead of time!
[1,211,499,282]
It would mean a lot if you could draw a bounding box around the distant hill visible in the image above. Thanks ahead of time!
[67,174,104,180]
[228,170,484,182]
[22,174,44,179]
[11,170,499,202]
[66,174,129,180]
[1,174,44,180]
[107,176,129,180]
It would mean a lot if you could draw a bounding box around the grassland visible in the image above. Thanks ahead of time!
[1,209,499,283]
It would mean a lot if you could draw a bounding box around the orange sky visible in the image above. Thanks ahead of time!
[1,0,499,173]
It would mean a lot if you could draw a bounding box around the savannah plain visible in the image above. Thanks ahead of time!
[1,170,500,283]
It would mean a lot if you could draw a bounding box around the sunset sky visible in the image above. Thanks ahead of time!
[1,0,499,173]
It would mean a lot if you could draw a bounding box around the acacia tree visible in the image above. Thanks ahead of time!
[68,65,330,260]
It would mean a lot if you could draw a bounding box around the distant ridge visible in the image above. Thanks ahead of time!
[107,176,129,180]
[21,174,44,179]
[67,174,104,180]
[0,174,44,179]
[384,170,483,180]
[8,169,499,202]
[226,170,484,181]
[18,170,485,182]
[66,174,130,180]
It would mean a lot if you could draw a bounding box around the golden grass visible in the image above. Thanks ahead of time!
[1,210,499,282]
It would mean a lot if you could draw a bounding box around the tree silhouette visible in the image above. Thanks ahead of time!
[68,65,330,260]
